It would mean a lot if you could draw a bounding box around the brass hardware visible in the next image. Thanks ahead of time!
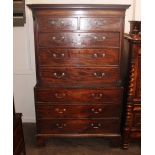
[54,93,66,99]
[102,36,106,40]
[94,36,106,41]
[55,108,66,114]
[91,93,103,99]
[94,36,98,40]
[93,53,98,58]
[93,53,106,58]
[93,72,105,78]
[102,53,106,57]
[91,108,102,114]
[52,36,56,40]
[53,72,65,79]
[56,123,66,128]
[52,53,65,58]
[61,20,64,24]
[50,20,55,25]
[61,36,65,40]
[91,123,102,129]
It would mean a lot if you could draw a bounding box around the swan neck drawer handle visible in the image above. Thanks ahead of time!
[91,108,102,114]
[94,36,106,41]
[56,123,66,128]
[53,72,65,79]
[93,53,106,58]
[52,53,65,58]
[55,108,66,114]
[91,123,102,129]
[93,72,105,78]
[54,93,66,99]
[91,93,103,99]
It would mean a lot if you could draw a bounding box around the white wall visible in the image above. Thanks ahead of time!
[14,0,140,122]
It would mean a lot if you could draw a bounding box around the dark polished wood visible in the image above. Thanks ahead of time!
[39,67,120,86]
[38,48,119,66]
[123,33,141,149]
[38,32,120,48]
[28,4,130,147]
[36,104,121,118]
[14,113,26,155]
[35,88,123,103]
[37,119,120,134]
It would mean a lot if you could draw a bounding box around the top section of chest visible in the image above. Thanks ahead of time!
[28,4,130,32]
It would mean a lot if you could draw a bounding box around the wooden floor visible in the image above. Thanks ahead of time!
[23,123,141,155]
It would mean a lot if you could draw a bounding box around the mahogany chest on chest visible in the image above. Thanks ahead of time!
[29,4,130,146]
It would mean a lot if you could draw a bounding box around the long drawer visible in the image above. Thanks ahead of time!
[37,118,120,134]
[35,88,123,103]
[36,104,121,119]
[39,67,120,86]
[38,32,120,48]
[38,48,119,66]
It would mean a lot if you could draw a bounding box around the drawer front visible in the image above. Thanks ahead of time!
[35,88,123,103]
[38,48,119,66]
[39,67,120,86]
[38,17,78,32]
[36,104,121,118]
[39,33,120,48]
[80,17,121,31]
[37,119,120,134]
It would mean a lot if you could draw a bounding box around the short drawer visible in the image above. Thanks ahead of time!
[37,17,78,32]
[38,48,119,66]
[37,118,120,134]
[38,32,120,48]
[36,104,121,119]
[80,17,121,31]
[35,88,123,103]
[39,67,120,86]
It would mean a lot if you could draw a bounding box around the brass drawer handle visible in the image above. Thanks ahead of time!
[55,108,66,114]
[51,36,65,41]
[91,108,102,114]
[60,20,64,25]
[102,36,106,40]
[52,53,65,59]
[93,36,106,41]
[91,93,103,99]
[91,123,102,129]
[56,123,66,128]
[53,72,65,79]
[54,93,66,99]
[52,36,56,40]
[49,20,56,25]
[93,53,106,58]
[93,72,105,78]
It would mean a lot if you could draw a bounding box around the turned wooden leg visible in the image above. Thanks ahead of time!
[36,136,46,146]
[122,104,133,149]
[122,128,130,149]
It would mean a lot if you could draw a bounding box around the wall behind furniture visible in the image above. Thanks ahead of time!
[14,0,140,122]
